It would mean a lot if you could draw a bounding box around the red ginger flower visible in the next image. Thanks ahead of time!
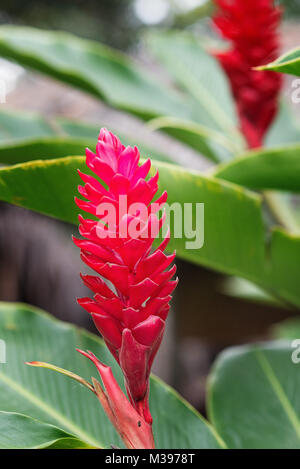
[73,129,177,426]
[213,0,282,148]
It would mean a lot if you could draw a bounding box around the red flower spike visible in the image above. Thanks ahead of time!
[74,128,177,428]
[77,350,155,449]
[213,0,282,148]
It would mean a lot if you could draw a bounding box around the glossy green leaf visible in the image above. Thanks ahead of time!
[0,138,92,165]
[213,144,300,192]
[0,108,56,142]
[272,319,300,340]
[147,31,245,153]
[208,342,300,449]
[0,27,241,162]
[0,26,196,121]
[0,156,300,308]
[148,116,234,163]
[0,137,172,166]
[213,138,300,233]
[265,102,300,148]
[0,110,172,165]
[264,103,300,232]
[221,277,284,307]
[0,302,223,449]
[0,412,92,449]
[258,47,300,76]
[0,109,98,147]
[54,117,174,164]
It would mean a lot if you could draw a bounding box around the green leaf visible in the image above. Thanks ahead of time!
[0,26,195,121]
[0,138,92,165]
[221,277,284,307]
[1,156,300,308]
[265,102,300,148]
[0,27,241,162]
[272,319,300,340]
[0,110,172,165]
[257,46,300,76]
[148,116,235,163]
[54,117,174,164]
[0,302,223,449]
[208,342,300,449]
[0,137,172,166]
[147,31,245,153]
[0,412,92,449]
[264,103,300,233]
[213,144,300,192]
[173,0,213,28]
[0,108,56,142]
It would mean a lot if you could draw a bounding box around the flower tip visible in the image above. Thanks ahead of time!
[76,348,87,358]
[98,127,109,142]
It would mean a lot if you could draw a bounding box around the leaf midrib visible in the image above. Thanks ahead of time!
[155,49,240,145]
[256,349,300,440]
[0,370,102,448]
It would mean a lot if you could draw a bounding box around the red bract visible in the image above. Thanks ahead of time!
[77,350,155,449]
[213,0,282,148]
[74,128,177,426]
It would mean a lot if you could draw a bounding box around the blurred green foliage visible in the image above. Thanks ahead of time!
[0,0,137,49]
[281,0,300,16]
[1,0,299,53]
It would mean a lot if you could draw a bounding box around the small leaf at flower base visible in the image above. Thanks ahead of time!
[26,361,95,393]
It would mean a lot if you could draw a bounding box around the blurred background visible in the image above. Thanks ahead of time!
[1,0,300,414]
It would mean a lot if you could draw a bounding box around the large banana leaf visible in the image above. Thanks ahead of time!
[220,277,284,307]
[0,156,300,308]
[0,302,224,449]
[213,144,300,192]
[208,342,300,449]
[0,26,197,121]
[272,319,300,340]
[258,47,300,76]
[0,138,172,166]
[0,26,242,162]
[146,31,245,154]
[265,103,300,148]
[0,110,172,165]
[264,103,300,233]
[0,108,56,141]
[148,117,234,163]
